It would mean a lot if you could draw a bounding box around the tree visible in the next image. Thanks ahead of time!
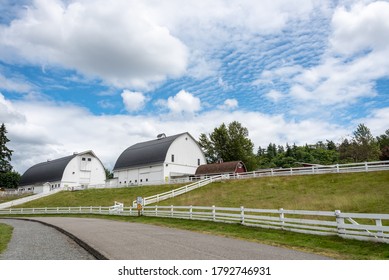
[0,171,20,189]
[377,129,389,160]
[105,168,114,179]
[352,124,380,162]
[199,121,257,170]
[0,123,13,173]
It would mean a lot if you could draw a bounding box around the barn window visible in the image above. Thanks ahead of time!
[140,179,143,182]
[88,158,92,162]
[198,159,200,166]
[146,179,148,182]
[171,154,175,162]
[82,157,86,161]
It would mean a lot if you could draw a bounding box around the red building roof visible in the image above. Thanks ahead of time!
[195,161,247,176]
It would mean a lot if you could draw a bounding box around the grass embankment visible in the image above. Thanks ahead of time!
[0,193,33,204]
[13,171,389,212]
[0,223,13,254]
[157,171,389,213]
[15,183,186,208]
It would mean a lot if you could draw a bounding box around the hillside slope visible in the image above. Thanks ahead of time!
[156,171,389,213]
[11,171,389,213]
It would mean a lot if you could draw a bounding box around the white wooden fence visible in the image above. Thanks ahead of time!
[1,205,388,244]
[134,175,223,207]
[176,160,389,182]
[0,187,65,210]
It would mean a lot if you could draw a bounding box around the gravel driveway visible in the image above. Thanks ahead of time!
[0,219,95,260]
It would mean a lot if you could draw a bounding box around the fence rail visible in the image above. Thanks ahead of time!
[1,205,388,244]
[135,175,223,206]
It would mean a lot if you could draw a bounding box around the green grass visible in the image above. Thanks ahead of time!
[0,193,34,204]
[15,183,186,208]
[12,171,389,213]
[157,171,389,213]
[0,223,13,254]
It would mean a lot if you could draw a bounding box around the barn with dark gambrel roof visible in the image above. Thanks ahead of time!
[19,150,106,193]
[113,132,206,186]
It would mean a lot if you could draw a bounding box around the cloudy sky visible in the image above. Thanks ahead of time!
[1,0,389,173]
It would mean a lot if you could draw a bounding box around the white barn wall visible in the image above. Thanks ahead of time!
[165,134,206,179]
[62,153,106,187]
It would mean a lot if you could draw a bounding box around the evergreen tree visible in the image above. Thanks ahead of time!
[0,123,13,173]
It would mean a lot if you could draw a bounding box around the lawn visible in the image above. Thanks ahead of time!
[15,183,186,208]
[156,171,389,213]
[0,223,13,254]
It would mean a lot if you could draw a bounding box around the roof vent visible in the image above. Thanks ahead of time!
[157,133,166,139]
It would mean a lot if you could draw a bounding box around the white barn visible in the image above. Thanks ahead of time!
[19,150,106,193]
[113,132,206,186]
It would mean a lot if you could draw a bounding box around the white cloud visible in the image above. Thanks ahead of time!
[0,92,26,123]
[268,1,389,109]
[330,1,389,54]
[121,90,147,112]
[0,0,188,89]
[218,98,238,110]
[265,90,284,103]
[167,90,201,114]
[0,73,32,93]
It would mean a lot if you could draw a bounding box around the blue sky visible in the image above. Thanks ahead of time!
[1,0,388,173]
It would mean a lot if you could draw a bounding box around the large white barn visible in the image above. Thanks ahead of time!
[113,132,206,186]
[19,150,106,193]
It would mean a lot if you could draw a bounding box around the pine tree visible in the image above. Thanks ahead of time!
[0,123,13,172]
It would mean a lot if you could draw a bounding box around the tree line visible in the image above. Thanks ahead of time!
[199,122,389,171]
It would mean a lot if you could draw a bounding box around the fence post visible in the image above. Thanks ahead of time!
[240,206,245,224]
[155,205,158,217]
[376,219,383,239]
[279,208,285,229]
[45,207,47,214]
[335,210,345,236]
[290,168,293,175]
[336,164,339,173]
[212,205,216,222]
[190,205,193,220]
[365,162,368,172]
[171,205,174,217]
[271,169,274,176]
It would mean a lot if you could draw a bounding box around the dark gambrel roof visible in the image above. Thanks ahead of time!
[19,154,77,186]
[195,161,247,175]
[113,133,187,171]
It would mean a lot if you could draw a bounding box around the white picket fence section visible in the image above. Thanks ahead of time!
[0,187,65,210]
[134,175,223,207]
[1,204,388,244]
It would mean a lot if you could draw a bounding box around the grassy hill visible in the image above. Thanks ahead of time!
[14,183,186,208]
[157,171,389,213]
[13,171,389,213]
